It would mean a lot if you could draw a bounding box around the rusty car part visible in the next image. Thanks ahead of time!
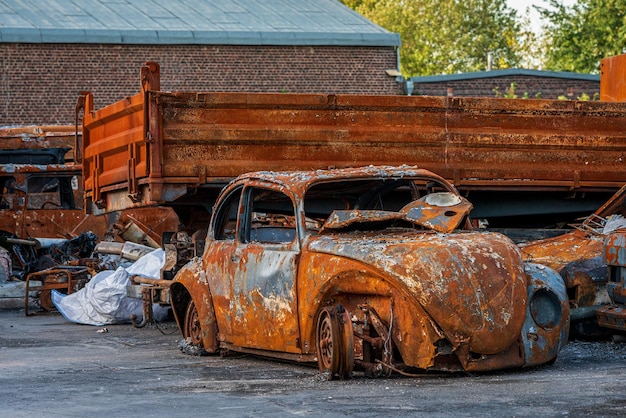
[112,208,180,249]
[596,231,626,333]
[596,305,626,331]
[316,305,354,380]
[0,161,110,241]
[520,183,626,339]
[600,54,626,102]
[115,221,159,248]
[168,165,569,377]
[94,241,155,262]
[24,265,92,315]
[159,231,206,280]
[352,304,394,378]
[80,61,626,233]
[127,275,172,328]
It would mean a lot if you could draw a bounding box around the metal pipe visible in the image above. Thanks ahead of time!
[4,237,37,246]
[94,241,124,255]
[130,276,171,287]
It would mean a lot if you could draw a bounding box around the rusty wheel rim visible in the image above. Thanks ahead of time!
[316,306,355,379]
[317,309,337,371]
[184,300,202,346]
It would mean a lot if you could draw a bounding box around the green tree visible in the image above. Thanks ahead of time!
[538,0,626,73]
[341,0,523,76]
[516,12,545,69]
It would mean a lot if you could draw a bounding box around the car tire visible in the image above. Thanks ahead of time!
[316,305,354,380]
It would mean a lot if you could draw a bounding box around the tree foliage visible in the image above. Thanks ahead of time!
[537,0,626,73]
[341,0,522,76]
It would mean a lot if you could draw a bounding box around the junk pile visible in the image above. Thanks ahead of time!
[52,248,168,326]
[22,237,159,316]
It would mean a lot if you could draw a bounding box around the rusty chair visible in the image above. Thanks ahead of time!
[24,266,92,315]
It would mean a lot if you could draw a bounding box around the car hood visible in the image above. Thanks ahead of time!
[307,230,527,354]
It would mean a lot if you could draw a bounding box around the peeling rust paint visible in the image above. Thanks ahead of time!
[520,183,626,338]
[597,231,626,331]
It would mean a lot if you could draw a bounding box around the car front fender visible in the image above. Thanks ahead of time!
[171,257,219,353]
[522,263,570,367]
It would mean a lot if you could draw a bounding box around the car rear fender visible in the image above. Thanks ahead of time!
[171,257,219,353]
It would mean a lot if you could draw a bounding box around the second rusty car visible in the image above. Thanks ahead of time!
[170,166,569,379]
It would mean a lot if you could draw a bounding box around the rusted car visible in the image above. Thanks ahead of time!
[170,166,569,379]
[519,184,626,339]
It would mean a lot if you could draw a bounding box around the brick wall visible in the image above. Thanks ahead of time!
[0,44,400,125]
[415,75,600,100]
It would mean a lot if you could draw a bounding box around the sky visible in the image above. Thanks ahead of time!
[507,0,575,33]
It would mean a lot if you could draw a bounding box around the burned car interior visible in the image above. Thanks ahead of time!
[213,177,473,246]
[1,174,78,211]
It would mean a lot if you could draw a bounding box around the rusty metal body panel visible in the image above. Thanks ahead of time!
[601,54,626,102]
[0,163,109,240]
[520,229,608,314]
[170,165,569,375]
[81,62,626,224]
[596,231,626,331]
[0,125,78,161]
[520,184,626,337]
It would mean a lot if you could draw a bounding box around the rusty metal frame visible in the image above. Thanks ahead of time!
[24,265,92,316]
[127,275,171,328]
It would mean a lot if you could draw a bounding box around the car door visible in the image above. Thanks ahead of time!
[203,184,248,339]
[231,185,301,353]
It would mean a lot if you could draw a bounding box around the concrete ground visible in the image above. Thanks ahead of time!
[0,279,26,310]
[1,309,625,417]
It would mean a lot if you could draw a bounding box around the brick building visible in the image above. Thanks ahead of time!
[408,69,600,100]
[0,0,402,125]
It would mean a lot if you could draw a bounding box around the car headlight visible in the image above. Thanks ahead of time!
[530,288,562,329]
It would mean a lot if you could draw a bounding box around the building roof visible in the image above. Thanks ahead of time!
[410,68,599,83]
[0,0,400,46]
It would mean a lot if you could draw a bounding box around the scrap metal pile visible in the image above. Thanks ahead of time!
[0,126,179,316]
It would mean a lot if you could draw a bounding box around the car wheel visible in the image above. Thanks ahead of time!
[316,305,354,380]
[183,299,203,347]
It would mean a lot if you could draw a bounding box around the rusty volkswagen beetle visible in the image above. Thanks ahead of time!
[170,166,569,379]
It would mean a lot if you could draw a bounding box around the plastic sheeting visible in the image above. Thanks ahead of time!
[52,249,166,326]
[603,214,626,234]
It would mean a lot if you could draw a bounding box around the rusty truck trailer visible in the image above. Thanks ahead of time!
[79,62,626,231]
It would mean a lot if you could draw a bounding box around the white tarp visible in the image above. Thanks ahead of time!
[52,249,166,326]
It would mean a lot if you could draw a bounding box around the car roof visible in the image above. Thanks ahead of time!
[233,165,454,194]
